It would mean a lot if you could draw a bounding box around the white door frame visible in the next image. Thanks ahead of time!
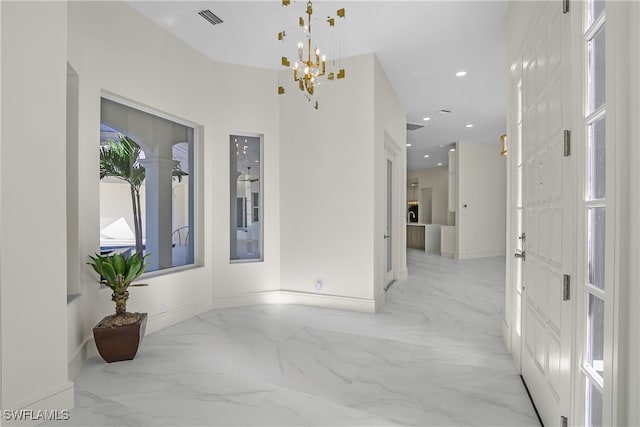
[384,132,407,288]
[505,64,524,369]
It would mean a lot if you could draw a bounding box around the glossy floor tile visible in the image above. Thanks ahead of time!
[47,250,539,426]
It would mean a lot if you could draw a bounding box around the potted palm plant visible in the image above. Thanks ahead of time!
[92,134,186,362]
[89,252,150,362]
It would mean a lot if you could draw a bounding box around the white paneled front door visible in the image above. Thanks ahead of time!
[518,3,573,425]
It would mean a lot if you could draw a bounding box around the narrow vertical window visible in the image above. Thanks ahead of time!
[582,2,606,426]
[230,135,263,261]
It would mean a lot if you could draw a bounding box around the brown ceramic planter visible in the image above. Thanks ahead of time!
[93,313,147,363]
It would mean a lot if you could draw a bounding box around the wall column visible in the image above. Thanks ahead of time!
[140,156,177,271]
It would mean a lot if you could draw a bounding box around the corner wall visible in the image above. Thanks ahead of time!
[278,53,406,308]
[279,54,376,303]
[1,1,74,416]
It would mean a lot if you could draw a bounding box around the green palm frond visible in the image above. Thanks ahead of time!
[99,134,188,186]
[99,135,145,192]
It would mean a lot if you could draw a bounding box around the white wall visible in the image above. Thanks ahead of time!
[603,3,640,424]
[67,0,281,376]
[1,1,74,414]
[407,167,449,225]
[456,142,506,258]
[279,53,406,306]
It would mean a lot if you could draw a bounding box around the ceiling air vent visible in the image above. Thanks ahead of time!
[438,109,452,114]
[406,123,424,131]
[198,10,223,26]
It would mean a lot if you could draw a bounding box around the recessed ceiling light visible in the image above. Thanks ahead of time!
[424,154,430,158]
[466,124,473,128]
[423,117,431,121]
[449,148,456,152]
[456,71,467,77]
[406,143,412,147]
[437,163,443,166]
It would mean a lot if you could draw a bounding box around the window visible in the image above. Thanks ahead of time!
[582,3,606,426]
[99,97,195,273]
[230,135,262,261]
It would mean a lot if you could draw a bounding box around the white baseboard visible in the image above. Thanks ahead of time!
[275,291,377,313]
[68,336,98,380]
[456,250,506,260]
[146,297,216,335]
[68,290,377,377]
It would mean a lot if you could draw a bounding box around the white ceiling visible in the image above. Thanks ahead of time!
[127,1,508,171]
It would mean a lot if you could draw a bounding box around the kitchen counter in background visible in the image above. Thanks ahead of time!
[406,223,441,254]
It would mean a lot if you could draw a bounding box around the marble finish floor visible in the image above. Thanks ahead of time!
[48,250,539,426]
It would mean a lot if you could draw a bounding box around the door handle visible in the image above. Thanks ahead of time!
[514,251,526,261]
[384,235,391,239]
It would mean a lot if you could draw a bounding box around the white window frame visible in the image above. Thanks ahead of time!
[100,91,203,276]
[572,2,617,425]
[229,132,264,264]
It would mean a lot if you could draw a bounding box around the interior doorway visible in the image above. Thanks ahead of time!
[385,151,394,287]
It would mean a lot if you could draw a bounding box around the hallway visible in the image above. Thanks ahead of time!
[50,251,539,426]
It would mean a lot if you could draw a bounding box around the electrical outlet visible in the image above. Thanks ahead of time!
[315,281,322,292]
[159,301,169,313]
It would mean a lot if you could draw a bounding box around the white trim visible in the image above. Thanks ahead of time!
[98,91,204,274]
[455,251,506,260]
[384,131,407,291]
[101,90,198,129]
[68,335,98,380]
[276,291,377,313]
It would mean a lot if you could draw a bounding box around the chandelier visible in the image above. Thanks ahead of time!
[278,0,346,109]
